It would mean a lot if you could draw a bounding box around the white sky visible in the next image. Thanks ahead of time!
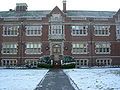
[0,0,119,11]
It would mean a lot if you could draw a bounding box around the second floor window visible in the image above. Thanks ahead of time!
[26,26,42,36]
[25,42,42,54]
[72,42,88,54]
[94,25,110,36]
[3,25,19,36]
[71,26,88,36]
[95,42,111,54]
[2,43,18,54]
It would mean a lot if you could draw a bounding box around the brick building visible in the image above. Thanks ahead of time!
[0,1,120,68]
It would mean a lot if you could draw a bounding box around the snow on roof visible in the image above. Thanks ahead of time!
[0,10,116,18]
[67,10,116,18]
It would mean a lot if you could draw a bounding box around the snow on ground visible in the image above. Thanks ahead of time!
[0,69,48,90]
[64,68,120,90]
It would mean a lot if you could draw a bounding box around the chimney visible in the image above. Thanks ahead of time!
[63,0,66,13]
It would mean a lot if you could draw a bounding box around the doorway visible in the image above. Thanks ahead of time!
[52,44,62,68]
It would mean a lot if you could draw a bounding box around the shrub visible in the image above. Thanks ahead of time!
[61,63,75,69]
[39,56,51,64]
[37,64,53,69]
[63,56,75,64]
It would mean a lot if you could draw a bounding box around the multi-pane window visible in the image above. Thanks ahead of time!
[50,14,62,22]
[2,43,18,54]
[71,26,88,36]
[3,25,19,36]
[1,59,17,66]
[94,25,110,36]
[72,42,88,54]
[26,25,42,36]
[25,59,38,67]
[116,25,120,34]
[95,42,111,54]
[53,45,61,53]
[118,15,120,22]
[76,59,89,68]
[96,58,112,66]
[116,24,120,39]
[50,25,63,35]
[25,42,42,54]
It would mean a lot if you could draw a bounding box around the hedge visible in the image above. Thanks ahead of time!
[37,64,53,68]
[61,63,75,69]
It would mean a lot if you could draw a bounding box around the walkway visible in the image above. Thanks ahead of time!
[34,69,76,90]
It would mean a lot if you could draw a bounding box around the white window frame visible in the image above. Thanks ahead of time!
[71,25,88,36]
[25,25,42,36]
[96,58,112,66]
[2,43,18,54]
[94,25,110,36]
[25,59,38,67]
[76,59,89,68]
[116,24,120,39]
[72,42,88,54]
[95,42,111,54]
[50,14,62,22]
[1,59,17,66]
[25,42,42,54]
[50,25,63,35]
[3,25,19,36]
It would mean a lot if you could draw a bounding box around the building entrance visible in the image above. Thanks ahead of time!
[52,44,62,68]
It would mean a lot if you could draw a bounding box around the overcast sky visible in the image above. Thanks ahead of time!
[0,0,119,11]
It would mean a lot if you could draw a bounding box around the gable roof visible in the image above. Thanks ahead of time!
[48,6,65,16]
[115,9,120,15]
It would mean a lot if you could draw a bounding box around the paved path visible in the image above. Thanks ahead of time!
[34,69,76,90]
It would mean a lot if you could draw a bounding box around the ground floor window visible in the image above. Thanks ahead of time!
[76,59,89,68]
[1,59,17,67]
[96,58,112,66]
[25,59,38,67]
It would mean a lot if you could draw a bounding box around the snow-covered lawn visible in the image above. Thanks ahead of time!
[64,68,120,90]
[0,69,48,90]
